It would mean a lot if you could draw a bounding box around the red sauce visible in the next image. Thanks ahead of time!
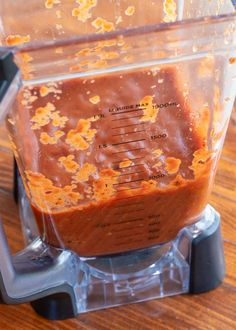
[13,66,215,256]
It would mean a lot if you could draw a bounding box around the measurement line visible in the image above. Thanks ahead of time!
[112,157,142,164]
[111,108,144,115]
[112,122,145,130]
[114,164,144,169]
[118,170,145,177]
[114,202,144,208]
[117,186,141,192]
[116,208,145,213]
[112,164,144,170]
[115,194,146,201]
[112,129,146,137]
[117,218,143,225]
[114,229,144,236]
[112,138,146,146]
[112,148,145,155]
[114,208,145,216]
[114,178,145,185]
[111,115,142,121]
[113,163,144,170]
[116,232,144,239]
[115,229,144,236]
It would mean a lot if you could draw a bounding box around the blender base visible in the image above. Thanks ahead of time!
[28,207,224,320]
[9,168,224,319]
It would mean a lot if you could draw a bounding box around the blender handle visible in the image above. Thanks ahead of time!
[0,216,78,317]
[0,50,21,123]
[0,50,79,317]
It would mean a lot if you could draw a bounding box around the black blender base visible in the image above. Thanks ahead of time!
[31,293,77,320]
[30,214,225,320]
[189,212,225,294]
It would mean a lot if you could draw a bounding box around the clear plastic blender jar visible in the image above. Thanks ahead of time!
[0,0,235,319]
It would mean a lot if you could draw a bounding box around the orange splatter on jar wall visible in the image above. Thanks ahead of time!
[10,66,216,257]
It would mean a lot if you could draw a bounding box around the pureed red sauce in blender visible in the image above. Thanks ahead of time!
[11,65,214,257]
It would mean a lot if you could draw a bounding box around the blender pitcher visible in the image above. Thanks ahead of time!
[0,0,235,320]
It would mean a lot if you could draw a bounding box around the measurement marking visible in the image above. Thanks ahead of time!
[112,122,145,130]
[121,163,144,168]
[112,138,146,147]
[112,148,145,155]
[112,163,144,170]
[114,202,143,208]
[116,186,142,192]
[114,178,145,185]
[118,170,145,177]
[112,129,146,137]
[115,207,145,214]
[111,115,142,121]
[114,228,144,236]
[111,108,144,115]
[116,232,144,239]
[115,230,144,236]
[113,170,144,178]
[112,157,142,164]
[114,164,145,171]
[116,217,143,224]
[116,194,146,201]
[114,208,145,216]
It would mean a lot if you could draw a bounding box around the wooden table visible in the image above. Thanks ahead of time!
[0,118,235,330]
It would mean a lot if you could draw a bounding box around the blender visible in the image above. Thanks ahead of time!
[0,0,235,320]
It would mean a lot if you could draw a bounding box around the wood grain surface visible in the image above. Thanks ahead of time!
[0,117,235,330]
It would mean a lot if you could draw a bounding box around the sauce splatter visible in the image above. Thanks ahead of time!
[40,130,64,145]
[139,96,158,123]
[92,169,120,201]
[125,6,135,16]
[229,57,236,64]
[163,0,177,23]
[39,83,62,97]
[31,103,56,130]
[152,149,163,157]
[25,171,81,211]
[92,17,115,33]
[72,0,97,22]
[66,118,97,150]
[165,157,181,174]
[119,159,133,168]
[6,35,30,46]
[58,155,79,173]
[89,95,100,104]
[45,0,61,9]
[73,163,97,182]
